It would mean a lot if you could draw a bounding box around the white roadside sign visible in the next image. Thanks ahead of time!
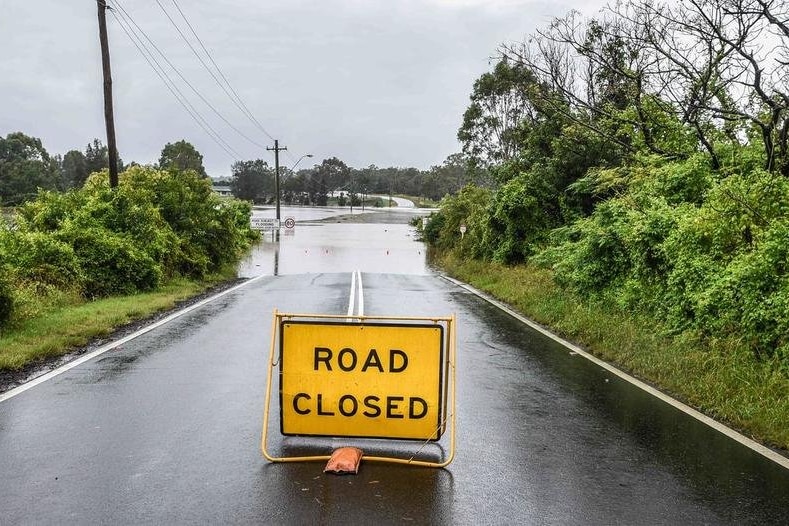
[251,217,280,231]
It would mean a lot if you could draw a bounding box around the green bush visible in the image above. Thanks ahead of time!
[536,197,635,295]
[647,154,715,205]
[60,226,162,297]
[4,165,255,306]
[0,265,13,328]
[15,188,84,232]
[0,228,82,287]
[487,169,562,263]
[532,161,789,367]
[118,166,255,277]
[202,198,256,270]
[423,211,445,246]
[658,171,789,361]
[425,185,492,257]
[19,166,256,285]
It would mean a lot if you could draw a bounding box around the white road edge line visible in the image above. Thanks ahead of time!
[356,271,365,317]
[0,275,268,405]
[441,274,789,470]
[347,270,357,318]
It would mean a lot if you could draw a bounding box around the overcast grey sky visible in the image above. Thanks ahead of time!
[1,0,607,177]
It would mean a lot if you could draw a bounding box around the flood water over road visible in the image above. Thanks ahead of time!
[238,205,431,277]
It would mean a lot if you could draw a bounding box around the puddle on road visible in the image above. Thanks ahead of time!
[237,222,429,277]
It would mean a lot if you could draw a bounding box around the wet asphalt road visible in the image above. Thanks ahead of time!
[1,207,789,525]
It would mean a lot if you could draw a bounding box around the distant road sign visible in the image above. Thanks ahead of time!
[284,217,296,229]
[251,217,279,231]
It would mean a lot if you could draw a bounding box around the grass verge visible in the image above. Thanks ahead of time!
[0,269,238,371]
[434,250,789,452]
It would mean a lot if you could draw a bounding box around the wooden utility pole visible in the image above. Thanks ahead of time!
[97,0,119,188]
[267,140,287,223]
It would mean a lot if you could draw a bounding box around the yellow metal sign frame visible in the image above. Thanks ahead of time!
[261,311,457,468]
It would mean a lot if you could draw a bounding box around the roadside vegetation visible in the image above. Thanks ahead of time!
[0,166,256,370]
[432,251,789,450]
[424,1,789,451]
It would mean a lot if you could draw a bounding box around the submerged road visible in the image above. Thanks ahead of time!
[1,207,788,524]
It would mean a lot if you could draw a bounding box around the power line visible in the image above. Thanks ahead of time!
[109,4,242,161]
[163,0,302,166]
[164,0,278,143]
[112,11,240,161]
[111,5,241,160]
[111,0,266,151]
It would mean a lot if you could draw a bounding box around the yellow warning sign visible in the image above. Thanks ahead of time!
[280,321,444,440]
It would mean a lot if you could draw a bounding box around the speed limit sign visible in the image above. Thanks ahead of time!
[284,217,296,229]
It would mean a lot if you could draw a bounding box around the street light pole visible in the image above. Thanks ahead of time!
[290,154,313,172]
[266,140,287,224]
[286,154,313,206]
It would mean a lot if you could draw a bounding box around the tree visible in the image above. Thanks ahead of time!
[424,153,491,200]
[314,157,350,192]
[83,138,123,178]
[61,149,88,189]
[501,1,789,176]
[85,138,108,176]
[615,0,789,175]
[312,157,350,205]
[0,132,59,205]
[159,140,207,177]
[458,60,545,167]
[230,160,274,203]
[499,13,651,166]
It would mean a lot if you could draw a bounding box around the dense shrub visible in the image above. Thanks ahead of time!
[116,166,256,276]
[424,149,788,369]
[5,165,255,306]
[0,265,13,328]
[425,185,492,256]
[529,161,789,366]
[18,185,176,292]
[657,171,789,361]
[55,174,180,275]
[0,228,82,287]
[58,226,162,297]
[487,169,562,263]
[646,154,715,205]
[536,198,634,294]
[423,211,446,246]
[201,198,256,271]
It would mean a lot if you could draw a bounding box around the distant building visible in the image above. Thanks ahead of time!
[212,184,232,197]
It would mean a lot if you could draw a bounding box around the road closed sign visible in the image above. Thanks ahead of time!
[280,321,444,440]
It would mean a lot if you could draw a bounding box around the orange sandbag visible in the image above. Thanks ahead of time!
[324,447,363,475]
